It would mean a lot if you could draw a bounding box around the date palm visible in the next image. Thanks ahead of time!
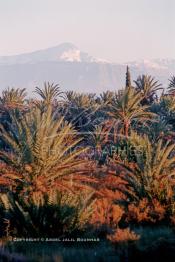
[0,84,95,194]
[0,87,27,109]
[115,133,175,204]
[35,82,64,106]
[134,75,162,104]
[0,190,95,237]
[99,91,115,105]
[0,108,86,188]
[108,87,156,137]
[168,76,175,95]
[64,91,100,133]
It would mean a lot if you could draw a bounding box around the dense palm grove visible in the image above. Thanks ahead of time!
[1,68,175,260]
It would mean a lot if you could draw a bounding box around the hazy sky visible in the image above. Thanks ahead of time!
[0,0,174,62]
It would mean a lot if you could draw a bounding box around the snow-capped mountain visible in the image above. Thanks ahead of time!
[0,43,174,94]
[0,43,108,65]
[126,59,175,71]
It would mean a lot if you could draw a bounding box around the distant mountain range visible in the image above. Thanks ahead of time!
[0,43,174,95]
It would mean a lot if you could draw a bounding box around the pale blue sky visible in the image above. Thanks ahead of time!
[0,0,174,62]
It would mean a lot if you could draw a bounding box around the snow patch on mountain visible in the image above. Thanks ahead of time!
[126,59,168,70]
[60,49,81,62]
[59,45,109,63]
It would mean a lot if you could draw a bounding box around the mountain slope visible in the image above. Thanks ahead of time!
[0,43,108,65]
[0,43,174,95]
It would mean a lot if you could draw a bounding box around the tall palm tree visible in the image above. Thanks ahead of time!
[108,87,156,137]
[34,82,64,108]
[134,75,162,104]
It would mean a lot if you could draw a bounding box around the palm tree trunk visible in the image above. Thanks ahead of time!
[124,120,129,137]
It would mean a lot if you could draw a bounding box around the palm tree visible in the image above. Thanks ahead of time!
[64,91,100,133]
[0,88,28,151]
[115,133,175,203]
[0,189,95,237]
[34,82,64,106]
[160,94,175,113]
[134,75,162,104]
[108,87,156,137]
[168,76,175,95]
[148,118,174,142]
[0,84,96,194]
[0,87,27,108]
[99,91,115,105]
[66,91,96,108]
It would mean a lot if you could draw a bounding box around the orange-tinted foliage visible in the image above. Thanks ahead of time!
[90,198,124,228]
[0,163,19,188]
[170,215,175,225]
[127,198,166,223]
[107,228,140,243]
[93,167,127,201]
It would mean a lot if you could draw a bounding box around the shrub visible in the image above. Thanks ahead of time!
[127,198,166,224]
[90,198,124,228]
[107,228,140,243]
[0,190,94,238]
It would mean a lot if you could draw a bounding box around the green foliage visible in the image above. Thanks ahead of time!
[0,70,175,246]
[0,190,95,237]
[134,75,162,105]
[115,133,175,203]
[64,91,103,135]
[0,107,85,176]
[35,82,64,105]
[0,87,27,108]
[126,66,132,88]
[108,86,156,136]
[0,84,89,195]
[168,76,175,95]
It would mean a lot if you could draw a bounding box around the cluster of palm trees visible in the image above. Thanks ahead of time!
[0,68,175,240]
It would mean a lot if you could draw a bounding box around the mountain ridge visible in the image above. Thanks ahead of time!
[0,42,109,65]
[0,43,174,95]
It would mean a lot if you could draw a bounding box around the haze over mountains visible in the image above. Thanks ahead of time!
[0,43,174,95]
